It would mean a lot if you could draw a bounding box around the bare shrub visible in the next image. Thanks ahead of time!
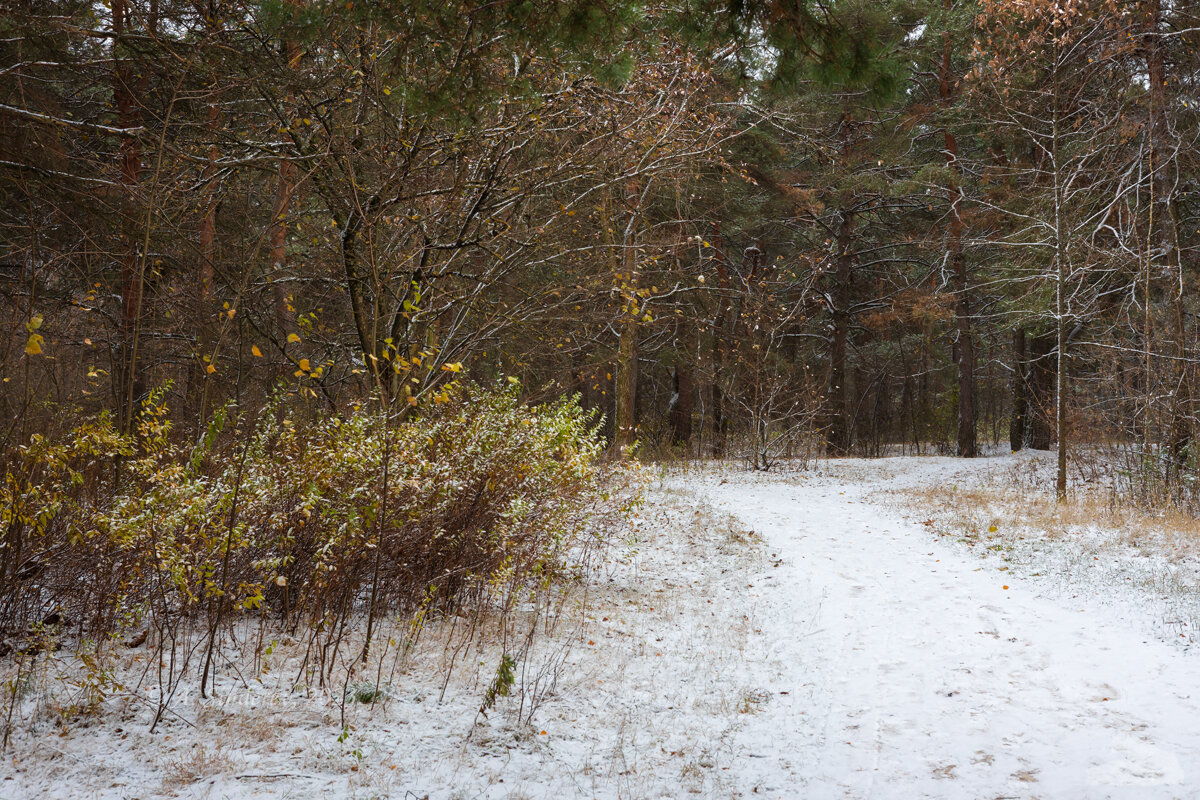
[0,381,635,724]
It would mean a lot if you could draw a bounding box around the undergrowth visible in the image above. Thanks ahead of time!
[0,381,640,738]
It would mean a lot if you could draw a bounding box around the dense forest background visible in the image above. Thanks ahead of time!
[4,0,1200,500]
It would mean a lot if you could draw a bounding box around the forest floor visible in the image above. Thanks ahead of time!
[8,452,1200,799]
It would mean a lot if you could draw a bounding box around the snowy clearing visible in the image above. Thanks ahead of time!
[8,453,1200,799]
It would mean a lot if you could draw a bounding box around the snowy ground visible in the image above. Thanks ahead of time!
[7,453,1200,799]
[685,455,1200,799]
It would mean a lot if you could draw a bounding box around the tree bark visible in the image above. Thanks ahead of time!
[191,9,223,422]
[669,363,693,448]
[270,27,302,335]
[1028,331,1055,451]
[269,158,296,332]
[942,0,977,457]
[825,207,854,456]
[615,307,637,454]
[1009,327,1026,452]
[710,234,730,458]
[113,0,145,431]
[1053,62,1068,500]
[1145,0,1192,471]
[614,179,641,456]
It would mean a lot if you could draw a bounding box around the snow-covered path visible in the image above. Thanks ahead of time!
[689,459,1200,799]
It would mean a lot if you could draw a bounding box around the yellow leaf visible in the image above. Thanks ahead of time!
[227,308,236,319]
[287,333,301,343]
[206,363,216,374]
[407,395,419,406]
[251,345,263,357]
[298,358,311,372]
[24,333,43,356]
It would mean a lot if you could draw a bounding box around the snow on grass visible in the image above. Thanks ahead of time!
[893,449,1200,649]
[2,483,764,799]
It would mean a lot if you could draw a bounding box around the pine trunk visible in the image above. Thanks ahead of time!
[942,0,976,458]
[113,0,145,431]
[1028,332,1055,451]
[825,208,854,456]
[1009,327,1026,452]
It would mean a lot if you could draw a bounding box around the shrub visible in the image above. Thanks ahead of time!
[0,382,623,694]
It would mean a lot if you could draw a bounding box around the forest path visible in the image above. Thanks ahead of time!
[675,457,1200,799]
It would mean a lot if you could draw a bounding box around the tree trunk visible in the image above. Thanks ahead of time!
[614,179,642,456]
[1028,332,1055,451]
[340,203,387,401]
[269,158,296,333]
[825,208,854,456]
[1145,0,1192,472]
[615,309,637,454]
[1056,312,1068,500]
[1009,327,1026,452]
[668,363,693,448]
[275,24,303,330]
[710,245,730,458]
[113,0,145,431]
[942,4,977,457]
[192,14,222,423]
[1053,62,1068,500]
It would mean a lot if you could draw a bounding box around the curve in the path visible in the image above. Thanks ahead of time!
[691,463,1200,800]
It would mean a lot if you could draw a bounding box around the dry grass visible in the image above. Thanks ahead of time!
[160,740,236,786]
[889,456,1200,645]
[902,481,1200,559]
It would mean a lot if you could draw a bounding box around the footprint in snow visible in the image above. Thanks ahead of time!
[1087,735,1184,786]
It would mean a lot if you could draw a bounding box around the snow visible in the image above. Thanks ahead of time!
[676,456,1200,798]
[8,454,1200,798]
